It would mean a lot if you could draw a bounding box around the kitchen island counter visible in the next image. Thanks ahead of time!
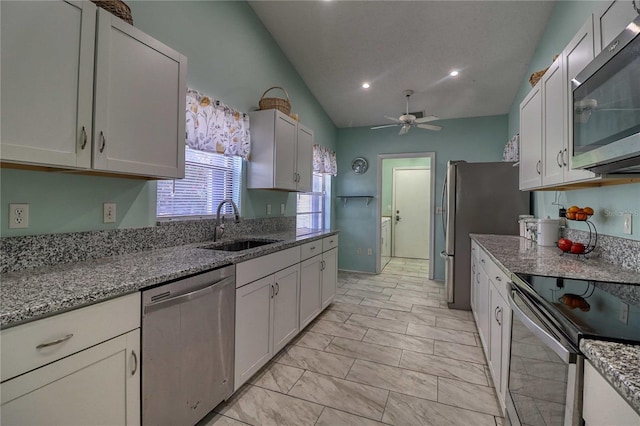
[1,230,338,328]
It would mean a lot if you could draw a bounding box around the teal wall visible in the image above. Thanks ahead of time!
[381,157,431,217]
[507,0,640,241]
[336,115,508,278]
[1,1,336,237]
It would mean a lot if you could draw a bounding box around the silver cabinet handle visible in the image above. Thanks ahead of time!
[633,0,640,14]
[329,240,334,243]
[310,246,316,250]
[476,273,480,283]
[36,333,74,349]
[80,126,87,150]
[271,284,275,299]
[495,276,502,282]
[481,259,486,263]
[536,160,541,175]
[556,151,563,167]
[563,148,568,166]
[275,282,279,296]
[131,350,138,376]
[494,307,502,326]
[321,260,325,271]
[99,131,106,153]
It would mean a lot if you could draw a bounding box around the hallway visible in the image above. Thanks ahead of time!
[206,258,503,425]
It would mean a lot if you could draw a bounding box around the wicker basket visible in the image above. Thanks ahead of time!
[91,0,133,25]
[258,87,291,115]
[529,54,559,87]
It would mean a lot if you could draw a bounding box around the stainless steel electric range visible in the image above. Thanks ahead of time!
[506,273,640,426]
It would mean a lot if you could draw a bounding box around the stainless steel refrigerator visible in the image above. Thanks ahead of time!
[440,161,530,310]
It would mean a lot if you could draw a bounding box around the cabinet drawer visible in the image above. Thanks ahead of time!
[1,293,140,382]
[300,241,322,261]
[236,246,301,288]
[479,248,510,301]
[322,235,339,252]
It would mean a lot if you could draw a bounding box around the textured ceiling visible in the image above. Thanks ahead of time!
[249,1,555,128]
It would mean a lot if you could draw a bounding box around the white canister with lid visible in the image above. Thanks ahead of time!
[537,219,560,246]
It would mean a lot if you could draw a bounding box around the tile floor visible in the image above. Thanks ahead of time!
[203,258,504,426]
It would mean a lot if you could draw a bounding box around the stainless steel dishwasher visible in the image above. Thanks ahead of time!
[142,265,235,426]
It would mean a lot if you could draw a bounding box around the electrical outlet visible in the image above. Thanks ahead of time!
[356,248,362,255]
[266,204,272,215]
[103,203,116,223]
[9,203,29,229]
[280,203,285,215]
[367,248,373,255]
[624,213,632,234]
[619,301,629,324]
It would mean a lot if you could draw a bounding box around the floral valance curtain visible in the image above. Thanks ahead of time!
[313,144,337,176]
[185,89,250,159]
[502,133,519,162]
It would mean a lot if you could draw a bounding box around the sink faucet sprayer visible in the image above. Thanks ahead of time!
[214,199,240,241]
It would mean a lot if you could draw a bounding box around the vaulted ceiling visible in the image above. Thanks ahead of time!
[249,1,555,129]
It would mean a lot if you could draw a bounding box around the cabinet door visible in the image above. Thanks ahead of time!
[296,124,314,192]
[470,244,478,312]
[583,361,640,425]
[0,0,95,169]
[499,297,512,412]
[489,284,504,397]
[273,113,298,190]
[273,265,300,354]
[300,254,323,329]
[321,248,338,309]
[563,18,599,183]
[476,261,491,352]
[235,276,274,390]
[1,329,140,426]
[519,86,543,190]
[541,56,566,186]
[93,9,187,178]
[594,0,640,53]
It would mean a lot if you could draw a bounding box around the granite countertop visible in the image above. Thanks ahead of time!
[0,230,338,329]
[470,234,640,284]
[581,339,640,415]
[470,234,640,415]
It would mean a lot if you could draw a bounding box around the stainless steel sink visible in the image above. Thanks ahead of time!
[201,239,280,252]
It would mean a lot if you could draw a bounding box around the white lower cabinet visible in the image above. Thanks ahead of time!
[583,360,640,425]
[235,264,301,391]
[1,330,140,425]
[235,235,338,391]
[0,293,141,425]
[471,241,512,414]
[300,254,323,329]
[321,248,338,309]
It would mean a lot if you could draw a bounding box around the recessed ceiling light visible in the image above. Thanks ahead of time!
[450,70,460,77]
[362,82,370,89]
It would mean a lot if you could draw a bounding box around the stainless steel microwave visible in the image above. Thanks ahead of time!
[572,15,640,174]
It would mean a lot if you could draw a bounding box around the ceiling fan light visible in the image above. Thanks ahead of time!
[450,70,460,77]
[362,82,370,89]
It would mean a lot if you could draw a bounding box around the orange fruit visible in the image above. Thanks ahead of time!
[583,207,594,215]
[567,206,580,213]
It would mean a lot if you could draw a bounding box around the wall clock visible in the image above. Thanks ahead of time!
[351,157,368,174]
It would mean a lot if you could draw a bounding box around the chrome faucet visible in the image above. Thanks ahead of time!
[214,199,240,241]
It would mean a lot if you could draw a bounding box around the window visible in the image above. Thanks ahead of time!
[296,173,331,232]
[157,146,242,218]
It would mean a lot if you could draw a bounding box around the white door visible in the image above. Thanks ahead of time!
[392,168,430,259]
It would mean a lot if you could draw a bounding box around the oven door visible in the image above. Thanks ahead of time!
[506,286,583,426]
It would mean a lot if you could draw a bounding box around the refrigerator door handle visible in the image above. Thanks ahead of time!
[441,175,447,240]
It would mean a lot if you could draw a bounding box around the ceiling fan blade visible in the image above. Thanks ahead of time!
[417,123,443,131]
[371,124,400,130]
[398,125,410,136]
[384,116,402,123]
[414,115,439,124]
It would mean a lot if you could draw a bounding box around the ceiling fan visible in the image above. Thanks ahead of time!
[371,90,443,135]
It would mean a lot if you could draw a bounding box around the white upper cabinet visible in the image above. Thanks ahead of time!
[594,0,640,53]
[248,109,314,192]
[1,1,95,169]
[1,1,187,179]
[541,56,566,186]
[519,15,604,190]
[519,85,543,190]
[93,9,187,178]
